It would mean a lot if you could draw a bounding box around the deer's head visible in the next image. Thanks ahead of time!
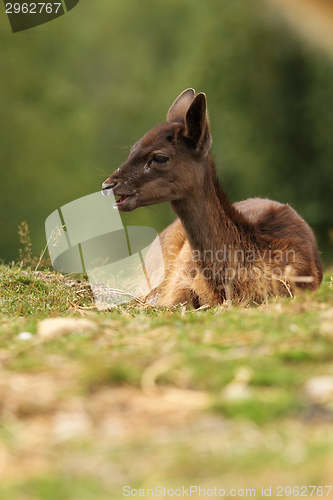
[102,89,212,211]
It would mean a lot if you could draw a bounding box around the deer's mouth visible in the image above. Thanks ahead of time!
[101,182,137,211]
[113,194,136,211]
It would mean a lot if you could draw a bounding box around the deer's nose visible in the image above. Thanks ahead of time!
[102,181,117,196]
[102,181,117,190]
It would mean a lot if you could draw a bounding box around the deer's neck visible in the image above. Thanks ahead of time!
[171,156,251,270]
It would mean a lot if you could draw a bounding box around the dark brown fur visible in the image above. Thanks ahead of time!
[102,89,323,307]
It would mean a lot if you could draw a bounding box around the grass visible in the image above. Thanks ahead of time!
[1,262,333,499]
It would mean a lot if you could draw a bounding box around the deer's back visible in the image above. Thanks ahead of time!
[234,198,322,288]
[148,197,322,305]
[233,197,283,223]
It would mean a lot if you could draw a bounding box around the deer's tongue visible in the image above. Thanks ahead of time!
[113,193,136,212]
[115,195,127,204]
[114,195,129,206]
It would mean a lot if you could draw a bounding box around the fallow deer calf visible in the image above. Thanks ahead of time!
[102,89,323,307]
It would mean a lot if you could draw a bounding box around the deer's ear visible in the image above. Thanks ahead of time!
[167,88,196,123]
[184,92,212,155]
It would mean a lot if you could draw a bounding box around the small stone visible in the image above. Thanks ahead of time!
[304,376,333,404]
[52,411,92,442]
[17,331,33,341]
[37,317,98,340]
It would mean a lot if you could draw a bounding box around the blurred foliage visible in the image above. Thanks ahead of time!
[0,0,333,264]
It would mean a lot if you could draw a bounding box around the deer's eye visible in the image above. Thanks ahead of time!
[152,153,169,164]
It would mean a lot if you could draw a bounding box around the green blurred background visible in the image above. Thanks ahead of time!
[1,0,333,265]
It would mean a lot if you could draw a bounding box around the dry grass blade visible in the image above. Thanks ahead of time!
[141,353,183,394]
[18,221,32,267]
